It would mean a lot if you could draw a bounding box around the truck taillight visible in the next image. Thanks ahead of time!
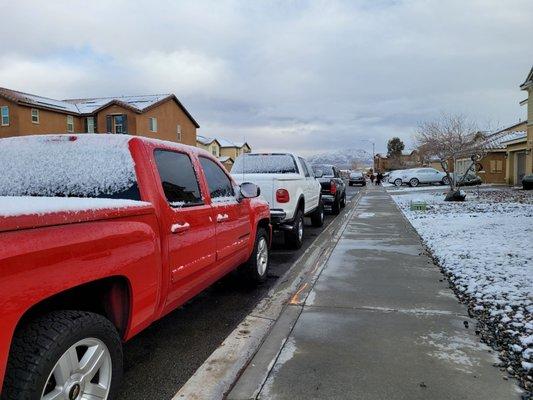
[276,189,290,203]
[330,180,337,195]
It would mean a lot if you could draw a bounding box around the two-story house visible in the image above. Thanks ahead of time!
[218,138,251,160]
[0,87,199,145]
[196,135,251,170]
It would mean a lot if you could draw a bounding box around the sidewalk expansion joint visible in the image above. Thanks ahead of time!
[302,304,468,317]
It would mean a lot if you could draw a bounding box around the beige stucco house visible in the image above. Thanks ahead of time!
[516,66,533,184]
[196,135,250,171]
[218,138,251,160]
[196,135,222,157]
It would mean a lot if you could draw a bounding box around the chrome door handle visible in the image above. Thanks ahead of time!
[171,222,190,234]
[216,213,229,223]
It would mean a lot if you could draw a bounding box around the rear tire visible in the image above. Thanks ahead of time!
[340,193,346,208]
[285,209,304,249]
[311,199,324,227]
[241,228,270,284]
[3,310,123,400]
[409,178,419,187]
[442,176,451,185]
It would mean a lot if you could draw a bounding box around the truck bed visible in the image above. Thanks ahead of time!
[0,196,154,233]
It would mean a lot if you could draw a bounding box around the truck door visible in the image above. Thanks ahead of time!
[199,156,251,263]
[153,149,217,310]
[298,157,317,212]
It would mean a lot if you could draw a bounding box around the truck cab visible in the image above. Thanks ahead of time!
[0,134,271,398]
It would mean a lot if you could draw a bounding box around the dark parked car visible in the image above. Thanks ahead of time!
[349,171,366,186]
[523,174,533,190]
[312,164,346,214]
[454,171,482,187]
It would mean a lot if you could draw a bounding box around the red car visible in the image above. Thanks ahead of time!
[0,134,271,399]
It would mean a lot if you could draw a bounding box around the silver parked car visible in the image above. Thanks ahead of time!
[392,168,450,187]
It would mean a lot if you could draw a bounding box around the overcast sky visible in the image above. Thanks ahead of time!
[1,0,531,155]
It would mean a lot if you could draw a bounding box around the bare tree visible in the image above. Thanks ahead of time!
[415,114,486,200]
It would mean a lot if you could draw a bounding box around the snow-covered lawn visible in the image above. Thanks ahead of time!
[391,188,533,387]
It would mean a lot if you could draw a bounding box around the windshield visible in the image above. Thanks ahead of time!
[350,172,362,178]
[0,134,141,200]
[232,154,298,174]
[313,165,334,177]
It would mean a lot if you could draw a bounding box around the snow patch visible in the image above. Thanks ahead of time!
[0,134,137,198]
[0,196,150,217]
[392,189,533,375]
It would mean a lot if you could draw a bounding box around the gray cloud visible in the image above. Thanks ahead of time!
[1,0,531,154]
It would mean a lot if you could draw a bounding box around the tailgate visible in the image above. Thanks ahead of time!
[318,178,331,193]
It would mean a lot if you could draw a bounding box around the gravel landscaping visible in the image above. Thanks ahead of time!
[390,187,533,395]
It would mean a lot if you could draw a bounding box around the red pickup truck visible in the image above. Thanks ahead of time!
[0,134,271,399]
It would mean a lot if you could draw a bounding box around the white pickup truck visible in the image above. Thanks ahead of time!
[232,153,324,248]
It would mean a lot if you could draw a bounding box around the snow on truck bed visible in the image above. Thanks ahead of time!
[391,189,533,378]
[0,196,150,218]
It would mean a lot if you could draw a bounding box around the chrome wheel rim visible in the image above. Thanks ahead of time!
[256,237,268,276]
[41,338,112,400]
[297,218,303,241]
[410,179,418,187]
[320,208,324,222]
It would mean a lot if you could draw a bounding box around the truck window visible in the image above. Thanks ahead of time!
[154,150,203,208]
[232,154,298,174]
[312,164,334,177]
[298,157,310,177]
[199,157,235,201]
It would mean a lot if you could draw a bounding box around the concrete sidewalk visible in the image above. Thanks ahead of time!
[228,187,523,400]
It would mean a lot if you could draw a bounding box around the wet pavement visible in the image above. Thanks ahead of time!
[229,186,523,400]
[117,186,361,400]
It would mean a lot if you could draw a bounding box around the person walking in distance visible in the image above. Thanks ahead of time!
[370,173,375,185]
[376,172,383,185]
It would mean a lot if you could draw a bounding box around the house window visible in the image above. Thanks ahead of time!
[149,117,157,132]
[1,106,9,126]
[211,146,218,156]
[66,115,74,132]
[490,160,503,173]
[106,115,127,134]
[177,124,182,141]
[86,117,95,133]
[31,109,40,124]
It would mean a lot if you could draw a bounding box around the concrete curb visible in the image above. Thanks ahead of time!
[172,191,363,400]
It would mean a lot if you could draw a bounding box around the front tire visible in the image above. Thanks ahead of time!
[409,178,419,187]
[285,209,304,249]
[3,310,123,400]
[310,199,324,227]
[340,193,346,208]
[394,178,403,187]
[442,176,451,185]
[241,227,270,284]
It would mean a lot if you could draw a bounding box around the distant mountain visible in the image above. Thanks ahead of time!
[307,148,373,170]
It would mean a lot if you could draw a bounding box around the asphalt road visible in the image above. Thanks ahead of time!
[117,184,362,400]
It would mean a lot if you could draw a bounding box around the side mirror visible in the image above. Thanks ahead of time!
[240,182,260,198]
[314,169,323,178]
